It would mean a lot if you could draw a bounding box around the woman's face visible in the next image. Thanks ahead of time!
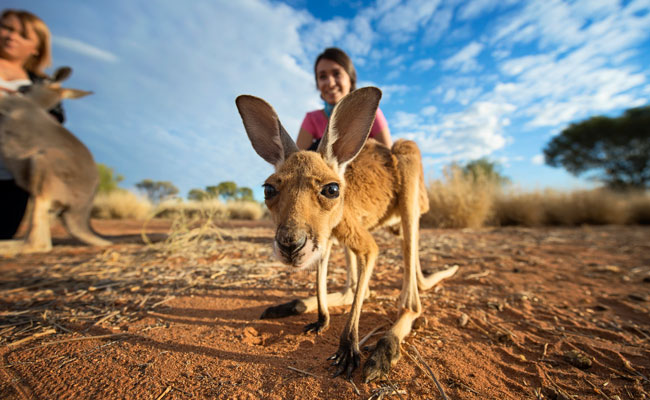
[0,14,40,65]
[316,58,351,105]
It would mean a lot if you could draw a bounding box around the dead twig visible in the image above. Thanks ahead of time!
[408,344,449,400]
[359,325,386,348]
[32,333,126,348]
[585,378,612,400]
[465,270,490,280]
[385,377,405,400]
[151,296,176,308]
[155,386,172,400]
[6,328,56,348]
[287,366,319,379]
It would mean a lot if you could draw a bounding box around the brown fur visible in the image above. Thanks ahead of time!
[0,67,110,254]
[236,87,457,381]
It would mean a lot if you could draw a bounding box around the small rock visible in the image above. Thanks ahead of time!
[458,313,469,327]
[563,350,592,369]
[487,301,504,311]
[628,293,648,302]
[592,265,621,273]
[412,316,428,330]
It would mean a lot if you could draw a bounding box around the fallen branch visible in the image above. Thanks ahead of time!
[6,328,56,348]
[408,344,449,400]
[287,366,319,379]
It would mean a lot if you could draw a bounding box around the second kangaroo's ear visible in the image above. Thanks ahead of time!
[319,87,382,171]
[53,67,72,83]
[236,95,298,168]
[59,88,93,100]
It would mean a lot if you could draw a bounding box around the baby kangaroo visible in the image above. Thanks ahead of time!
[0,67,110,253]
[236,87,457,381]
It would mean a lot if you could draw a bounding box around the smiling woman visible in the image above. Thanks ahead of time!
[296,47,392,151]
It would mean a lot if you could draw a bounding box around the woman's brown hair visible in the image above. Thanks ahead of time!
[314,47,357,91]
[1,9,52,76]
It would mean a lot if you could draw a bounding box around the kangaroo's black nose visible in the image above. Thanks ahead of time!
[276,233,307,257]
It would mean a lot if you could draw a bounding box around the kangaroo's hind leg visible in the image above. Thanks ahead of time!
[363,140,456,382]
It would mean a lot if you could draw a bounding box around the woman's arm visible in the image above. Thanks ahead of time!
[372,108,392,148]
[296,128,315,150]
[374,127,392,148]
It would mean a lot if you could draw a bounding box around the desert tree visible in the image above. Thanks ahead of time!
[461,158,511,186]
[215,181,238,201]
[236,186,254,201]
[544,105,650,190]
[96,163,124,193]
[136,179,179,203]
[187,188,209,201]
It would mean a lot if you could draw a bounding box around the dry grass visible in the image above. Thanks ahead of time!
[423,170,650,228]
[422,166,497,228]
[153,199,266,221]
[92,190,152,220]
[225,201,267,220]
[625,191,650,224]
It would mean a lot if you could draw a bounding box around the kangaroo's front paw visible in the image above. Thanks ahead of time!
[363,334,400,383]
[303,318,329,334]
[328,340,360,379]
[0,240,23,256]
[260,299,307,319]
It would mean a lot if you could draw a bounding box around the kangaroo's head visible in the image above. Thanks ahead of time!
[236,87,381,268]
[19,66,92,110]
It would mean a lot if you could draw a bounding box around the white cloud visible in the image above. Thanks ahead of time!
[53,36,119,63]
[423,7,453,44]
[411,58,436,72]
[393,111,420,129]
[374,0,441,43]
[421,105,437,116]
[457,0,519,20]
[531,154,544,165]
[442,41,484,72]
[395,101,514,162]
[487,0,650,128]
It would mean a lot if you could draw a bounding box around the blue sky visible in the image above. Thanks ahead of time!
[9,0,650,200]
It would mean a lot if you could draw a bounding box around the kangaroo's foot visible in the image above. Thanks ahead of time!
[260,299,307,319]
[303,317,329,334]
[0,240,23,256]
[329,337,361,379]
[363,333,400,383]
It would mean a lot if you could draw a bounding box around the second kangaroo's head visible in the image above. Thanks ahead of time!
[19,66,92,110]
[237,87,381,268]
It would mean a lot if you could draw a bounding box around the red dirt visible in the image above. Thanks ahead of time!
[1,220,649,399]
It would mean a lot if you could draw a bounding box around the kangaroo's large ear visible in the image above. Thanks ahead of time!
[236,95,298,168]
[318,87,381,171]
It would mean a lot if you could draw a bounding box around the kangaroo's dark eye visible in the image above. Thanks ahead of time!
[263,184,277,200]
[321,183,339,199]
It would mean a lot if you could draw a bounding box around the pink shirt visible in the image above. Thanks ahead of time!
[300,107,388,140]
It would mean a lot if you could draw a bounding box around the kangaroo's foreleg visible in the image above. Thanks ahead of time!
[304,239,333,333]
[261,244,363,321]
[329,222,377,379]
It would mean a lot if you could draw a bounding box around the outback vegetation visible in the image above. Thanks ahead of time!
[544,105,650,190]
[92,166,265,221]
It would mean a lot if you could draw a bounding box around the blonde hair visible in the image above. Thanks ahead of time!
[1,9,52,76]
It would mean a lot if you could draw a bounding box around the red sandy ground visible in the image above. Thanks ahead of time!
[1,219,649,399]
